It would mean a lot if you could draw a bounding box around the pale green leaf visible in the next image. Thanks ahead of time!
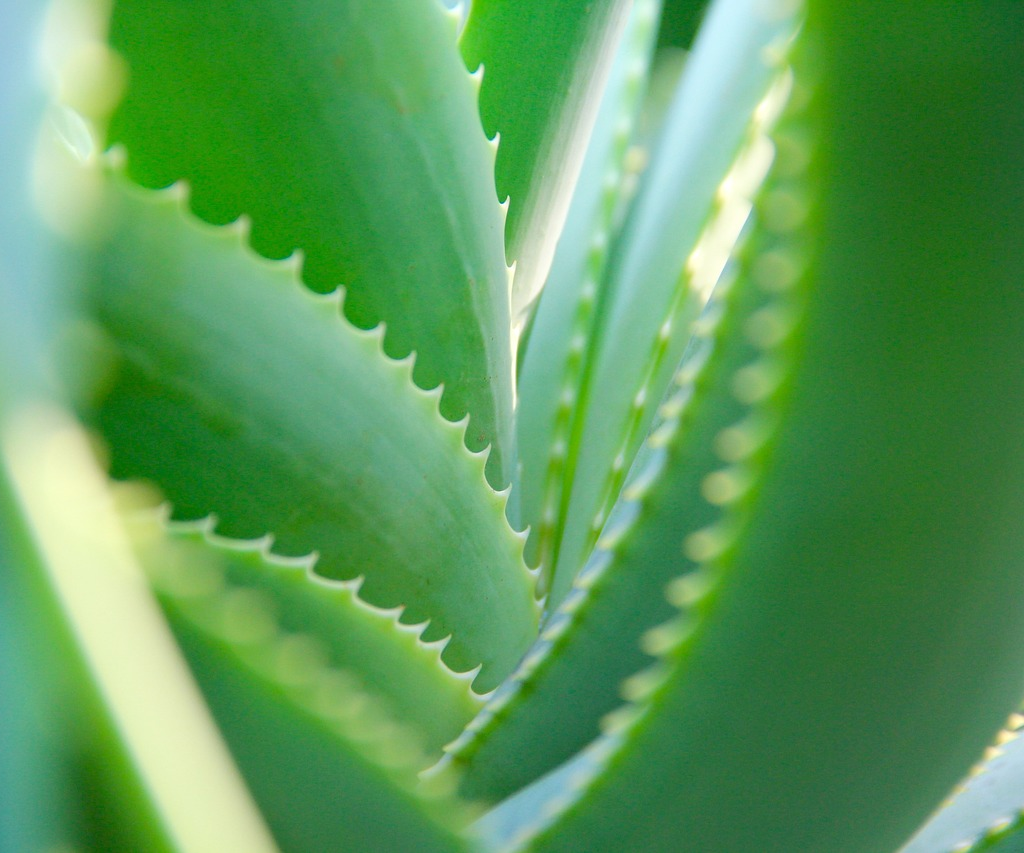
[544,0,798,607]
[129,513,483,755]
[460,0,633,319]
[514,0,662,577]
[159,564,475,853]
[80,175,538,691]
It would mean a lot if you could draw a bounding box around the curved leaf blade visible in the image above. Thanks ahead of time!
[80,176,538,690]
[131,514,483,755]
[447,217,770,802]
[523,6,1024,850]
[460,0,633,319]
[106,0,515,486]
[544,0,798,606]
[156,561,475,853]
[514,0,662,578]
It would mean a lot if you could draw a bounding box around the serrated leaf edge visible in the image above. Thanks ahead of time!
[526,0,661,596]
[547,58,795,601]
[439,58,798,785]
[95,159,541,673]
[150,521,484,832]
[496,53,813,852]
[438,233,742,775]
[145,506,491,705]
[905,714,1024,853]
[99,0,517,489]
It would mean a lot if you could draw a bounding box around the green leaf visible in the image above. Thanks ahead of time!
[80,174,538,691]
[106,0,515,487]
[518,6,1024,850]
[446,207,770,802]
[901,716,1024,853]
[156,555,475,853]
[0,6,169,847]
[130,513,483,755]
[543,0,798,607]
[460,0,634,320]
[514,0,662,578]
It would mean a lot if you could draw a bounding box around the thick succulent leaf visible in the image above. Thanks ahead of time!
[518,6,1024,851]
[901,716,1024,853]
[80,175,538,691]
[544,0,799,606]
[460,0,633,320]
[514,0,661,574]
[445,216,771,801]
[3,408,278,852]
[129,512,482,755]
[155,550,475,853]
[105,0,514,487]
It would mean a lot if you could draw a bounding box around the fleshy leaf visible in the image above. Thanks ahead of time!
[543,0,799,606]
[445,209,772,801]
[515,6,1024,850]
[79,173,538,691]
[105,0,515,487]
[514,0,662,577]
[460,0,633,320]
[129,511,483,755]
[154,544,476,853]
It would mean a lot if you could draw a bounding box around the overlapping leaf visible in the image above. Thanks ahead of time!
[131,513,483,755]
[447,206,774,801]
[494,6,1024,850]
[106,0,515,487]
[515,0,662,580]
[460,0,633,320]
[901,715,1024,853]
[80,175,538,690]
[140,517,477,852]
[541,0,799,606]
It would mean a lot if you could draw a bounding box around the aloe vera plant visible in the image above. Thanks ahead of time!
[4,0,1024,851]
